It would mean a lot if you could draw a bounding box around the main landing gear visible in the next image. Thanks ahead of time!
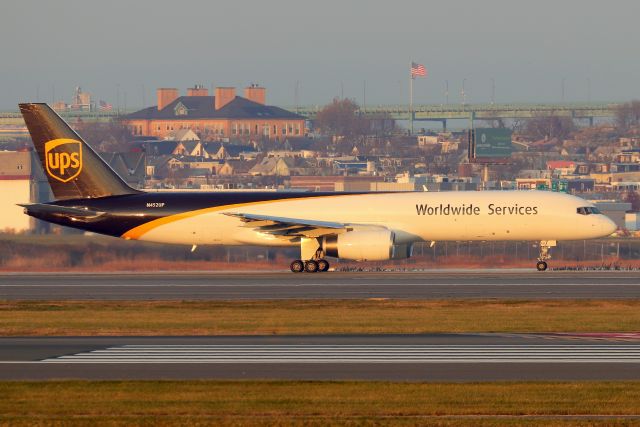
[290,237,331,273]
[290,259,330,273]
[536,240,556,271]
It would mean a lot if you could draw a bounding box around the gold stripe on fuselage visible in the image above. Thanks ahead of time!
[120,193,361,240]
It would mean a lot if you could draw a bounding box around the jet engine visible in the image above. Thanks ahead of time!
[322,229,412,261]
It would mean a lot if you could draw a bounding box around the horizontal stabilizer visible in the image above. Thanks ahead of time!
[20,203,106,222]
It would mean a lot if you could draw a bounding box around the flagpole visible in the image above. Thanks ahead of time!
[409,61,414,136]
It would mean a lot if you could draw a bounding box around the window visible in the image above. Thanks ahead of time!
[174,102,188,116]
[577,207,601,215]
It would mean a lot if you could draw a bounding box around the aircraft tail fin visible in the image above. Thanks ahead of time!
[19,103,140,200]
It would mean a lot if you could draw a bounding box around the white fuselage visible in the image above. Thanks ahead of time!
[130,191,617,247]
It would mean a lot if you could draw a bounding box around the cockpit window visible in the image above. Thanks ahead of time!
[577,206,601,215]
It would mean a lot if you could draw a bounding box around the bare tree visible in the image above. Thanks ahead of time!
[74,119,133,152]
[614,100,640,131]
[316,98,367,138]
[623,190,640,212]
[523,114,575,141]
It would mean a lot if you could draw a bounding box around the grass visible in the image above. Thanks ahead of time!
[1,380,640,425]
[2,299,640,335]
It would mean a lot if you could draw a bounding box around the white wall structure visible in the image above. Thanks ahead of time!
[0,152,32,233]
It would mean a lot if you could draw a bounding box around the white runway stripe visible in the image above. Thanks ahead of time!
[41,345,640,363]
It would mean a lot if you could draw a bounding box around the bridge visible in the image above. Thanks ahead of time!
[294,102,619,128]
[0,102,619,128]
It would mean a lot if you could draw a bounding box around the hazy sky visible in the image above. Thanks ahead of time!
[2,0,640,110]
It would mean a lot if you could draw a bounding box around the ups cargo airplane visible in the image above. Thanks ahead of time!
[19,103,616,272]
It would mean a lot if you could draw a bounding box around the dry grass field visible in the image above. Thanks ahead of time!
[2,299,640,335]
[1,380,640,426]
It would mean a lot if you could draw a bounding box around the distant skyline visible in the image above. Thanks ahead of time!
[2,0,640,110]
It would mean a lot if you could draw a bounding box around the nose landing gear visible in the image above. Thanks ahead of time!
[536,240,556,271]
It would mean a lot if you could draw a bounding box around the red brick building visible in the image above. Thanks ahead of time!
[123,85,305,141]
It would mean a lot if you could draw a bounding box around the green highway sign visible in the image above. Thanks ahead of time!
[472,128,513,159]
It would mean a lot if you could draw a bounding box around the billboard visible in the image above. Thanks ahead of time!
[470,128,512,161]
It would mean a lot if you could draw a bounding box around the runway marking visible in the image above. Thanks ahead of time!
[2,283,640,287]
[40,345,640,363]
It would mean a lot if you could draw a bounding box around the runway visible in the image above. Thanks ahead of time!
[2,334,640,380]
[2,270,640,300]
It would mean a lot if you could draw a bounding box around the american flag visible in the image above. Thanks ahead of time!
[411,62,427,78]
[98,100,113,111]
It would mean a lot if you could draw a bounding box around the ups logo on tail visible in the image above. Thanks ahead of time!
[44,138,83,183]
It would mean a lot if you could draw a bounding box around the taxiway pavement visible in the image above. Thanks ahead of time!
[1,271,640,300]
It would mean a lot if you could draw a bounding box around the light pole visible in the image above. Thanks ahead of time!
[445,80,449,105]
[461,78,467,111]
[491,78,495,105]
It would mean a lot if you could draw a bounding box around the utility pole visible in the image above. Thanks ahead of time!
[492,78,496,104]
[587,78,591,103]
[445,80,449,105]
[461,78,466,111]
[362,80,366,113]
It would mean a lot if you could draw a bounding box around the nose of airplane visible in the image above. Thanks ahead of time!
[600,216,617,236]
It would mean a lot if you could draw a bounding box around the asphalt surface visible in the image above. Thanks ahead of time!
[1,270,640,300]
[2,334,640,380]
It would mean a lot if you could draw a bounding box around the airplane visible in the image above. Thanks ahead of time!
[18,103,616,272]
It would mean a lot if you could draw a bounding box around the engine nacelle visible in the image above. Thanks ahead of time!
[323,230,412,261]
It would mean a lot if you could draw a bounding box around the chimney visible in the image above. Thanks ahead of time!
[157,88,179,111]
[215,87,236,110]
[187,84,209,97]
[244,84,266,105]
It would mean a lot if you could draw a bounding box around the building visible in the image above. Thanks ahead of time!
[289,176,384,192]
[0,151,51,233]
[592,201,632,229]
[123,85,305,141]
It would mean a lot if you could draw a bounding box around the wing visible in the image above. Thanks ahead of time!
[223,212,349,239]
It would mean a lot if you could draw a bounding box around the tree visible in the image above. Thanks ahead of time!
[614,100,640,131]
[74,119,133,152]
[315,98,366,138]
[623,190,640,212]
[523,114,575,141]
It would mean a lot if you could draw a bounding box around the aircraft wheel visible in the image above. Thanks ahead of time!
[536,261,548,271]
[304,260,319,273]
[317,259,330,272]
[290,260,305,273]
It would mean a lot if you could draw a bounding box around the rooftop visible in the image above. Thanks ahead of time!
[125,96,304,121]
